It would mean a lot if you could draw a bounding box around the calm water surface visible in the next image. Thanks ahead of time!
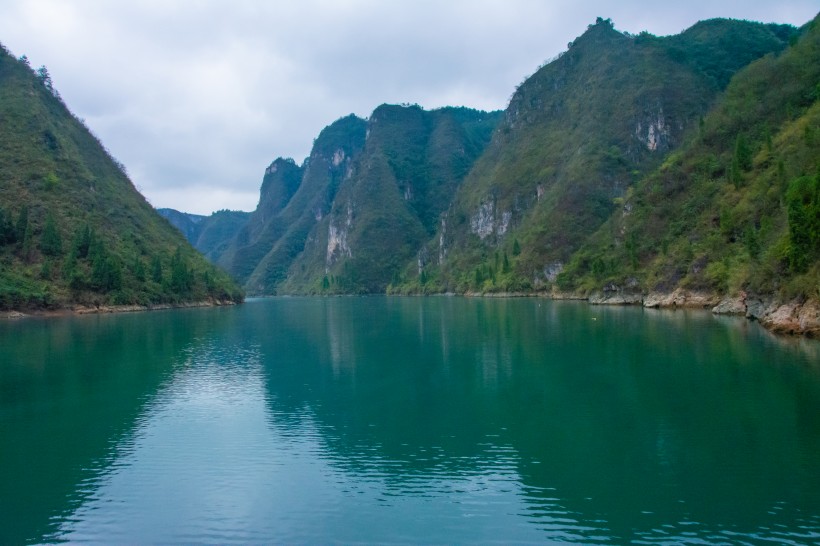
[1,297,819,544]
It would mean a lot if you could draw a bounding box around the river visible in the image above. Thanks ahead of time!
[1,297,819,543]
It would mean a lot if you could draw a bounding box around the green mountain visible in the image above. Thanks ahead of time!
[559,14,820,305]
[153,14,817,335]
[219,114,366,292]
[221,107,500,294]
[399,17,798,294]
[157,208,250,263]
[0,45,244,310]
[156,208,206,243]
[282,105,501,294]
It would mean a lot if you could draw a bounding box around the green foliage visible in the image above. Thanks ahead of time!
[730,133,753,185]
[43,171,58,190]
[786,174,820,272]
[40,213,62,256]
[559,14,820,299]
[151,255,163,284]
[169,247,193,294]
[90,250,122,292]
[132,256,146,282]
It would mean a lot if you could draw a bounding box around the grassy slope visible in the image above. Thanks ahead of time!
[0,46,243,309]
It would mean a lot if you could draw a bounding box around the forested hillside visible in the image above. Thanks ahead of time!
[0,45,243,310]
[560,14,819,304]
[395,17,799,294]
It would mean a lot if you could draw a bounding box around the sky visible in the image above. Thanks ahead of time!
[1,1,817,215]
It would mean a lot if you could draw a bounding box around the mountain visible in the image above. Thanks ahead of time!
[219,114,366,292]
[156,208,207,243]
[398,17,798,294]
[153,14,818,335]
[157,208,250,263]
[559,14,820,309]
[0,45,244,311]
[220,107,501,294]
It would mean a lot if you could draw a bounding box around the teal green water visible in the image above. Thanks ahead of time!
[1,297,819,544]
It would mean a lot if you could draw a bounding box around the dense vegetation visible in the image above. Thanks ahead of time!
[393,17,801,295]
[0,46,243,310]
[219,116,367,293]
[217,107,500,294]
[559,15,820,301]
[282,105,502,294]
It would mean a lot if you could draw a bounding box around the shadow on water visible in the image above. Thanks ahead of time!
[0,306,242,544]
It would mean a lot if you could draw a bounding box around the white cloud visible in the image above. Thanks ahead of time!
[0,0,816,215]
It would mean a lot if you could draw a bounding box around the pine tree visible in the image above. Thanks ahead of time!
[132,257,146,282]
[730,133,752,185]
[71,223,93,259]
[40,213,62,256]
[169,247,192,294]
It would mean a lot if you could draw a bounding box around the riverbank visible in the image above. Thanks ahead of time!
[7,289,817,338]
[573,288,820,338]
[2,299,238,319]
[460,287,820,338]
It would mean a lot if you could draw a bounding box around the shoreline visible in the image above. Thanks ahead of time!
[4,290,817,338]
[2,299,238,320]
[453,288,819,338]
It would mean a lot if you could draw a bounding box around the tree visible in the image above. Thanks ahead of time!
[730,133,752,185]
[169,247,193,294]
[71,223,93,259]
[90,241,122,292]
[36,65,53,91]
[132,257,146,282]
[151,255,163,283]
[786,174,820,273]
[40,213,62,256]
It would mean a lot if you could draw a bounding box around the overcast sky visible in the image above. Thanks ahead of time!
[1,1,817,214]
